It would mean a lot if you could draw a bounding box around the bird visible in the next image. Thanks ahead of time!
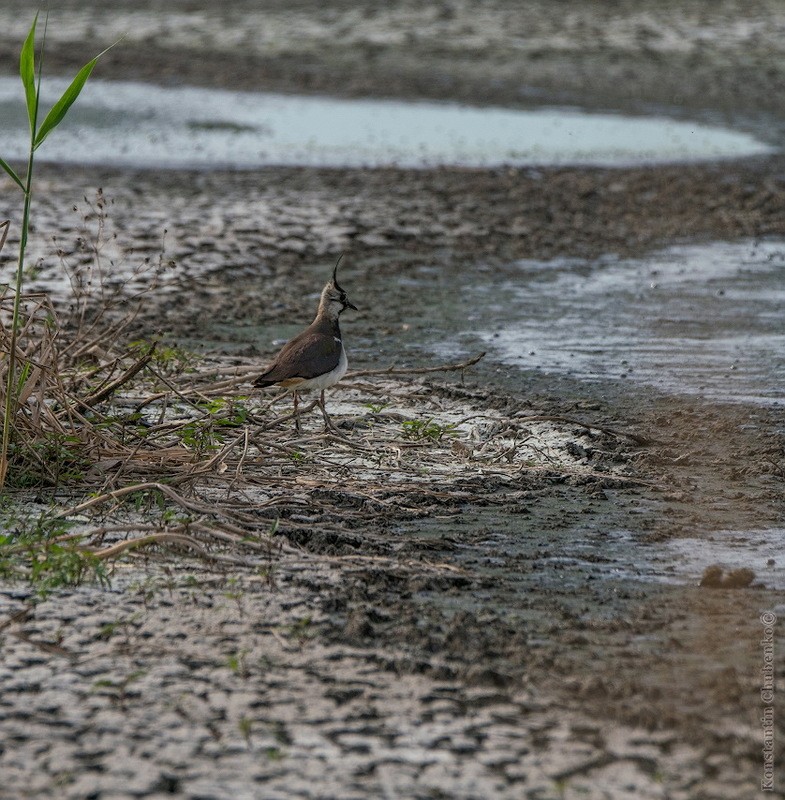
[254,257,357,432]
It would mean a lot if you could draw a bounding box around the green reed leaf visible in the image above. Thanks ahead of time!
[33,58,97,149]
[19,13,39,133]
[0,156,24,191]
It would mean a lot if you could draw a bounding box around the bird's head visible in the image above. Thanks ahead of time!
[320,255,358,318]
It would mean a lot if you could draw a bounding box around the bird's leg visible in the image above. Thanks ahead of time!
[292,390,301,432]
[317,389,340,434]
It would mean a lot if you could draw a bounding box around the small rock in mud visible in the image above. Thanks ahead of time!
[342,609,375,641]
[699,565,756,589]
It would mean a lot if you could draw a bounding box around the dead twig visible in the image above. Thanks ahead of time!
[54,481,255,523]
[79,342,156,408]
[89,532,211,560]
[0,604,34,633]
[0,219,9,253]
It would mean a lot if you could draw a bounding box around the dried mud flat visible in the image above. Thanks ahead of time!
[1,2,785,799]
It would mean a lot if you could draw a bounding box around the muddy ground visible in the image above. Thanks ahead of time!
[0,2,784,799]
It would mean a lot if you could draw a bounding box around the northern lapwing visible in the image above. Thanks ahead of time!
[254,258,357,431]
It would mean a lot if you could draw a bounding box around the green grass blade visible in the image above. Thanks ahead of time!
[0,156,25,191]
[33,58,97,149]
[19,13,38,133]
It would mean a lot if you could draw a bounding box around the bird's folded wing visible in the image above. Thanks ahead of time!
[255,331,341,385]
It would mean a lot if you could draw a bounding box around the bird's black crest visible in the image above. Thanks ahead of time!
[332,254,345,291]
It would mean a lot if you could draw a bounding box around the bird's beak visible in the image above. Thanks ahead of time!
[345,299,358,311]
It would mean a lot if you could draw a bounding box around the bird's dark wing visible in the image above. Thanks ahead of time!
[254,328,341,387]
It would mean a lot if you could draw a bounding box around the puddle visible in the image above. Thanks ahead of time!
[404,508,784,632]
[549,525,785,591]
[664,528,785,590]
[474,239,785,405]
[0,77,774,169]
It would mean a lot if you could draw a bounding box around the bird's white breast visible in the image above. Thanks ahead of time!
[297,339,348,390]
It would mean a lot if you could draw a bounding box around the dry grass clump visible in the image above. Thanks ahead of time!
[0,289,94,486]
[0,193,169,490]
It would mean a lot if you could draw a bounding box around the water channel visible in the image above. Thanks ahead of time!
[0,77,774,169]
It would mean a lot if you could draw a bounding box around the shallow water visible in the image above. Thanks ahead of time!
[0,77,774,169]
[547,524,785,592]
[664,528,785,590]
[405,508,784,624]
[204,239,784,408]
[474,239,785,406]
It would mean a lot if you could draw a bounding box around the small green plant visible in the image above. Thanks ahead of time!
[91,670,146,709]
[96,612,142,645]
[96,619,124,641]
[238,716,253,745]
[129,575,165,607]
[127,487,184,518]
[284,615,314,641]
[257,563,278,589]
[128,339,198,377]
[175,397,253,455]
[363,401,390,414]
[179,419,221,454]
[199,396,250,427]
[6,432,90,487]
[0,14,117,488]
[0,507,109,596]
[223,576,246,617]
[226,648,250,678]
[401,418,457,442]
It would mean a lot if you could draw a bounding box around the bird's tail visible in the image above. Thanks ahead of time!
[253,373,277,388]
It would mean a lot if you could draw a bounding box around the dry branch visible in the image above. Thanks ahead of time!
[79,343,156,408]
[90,532,210,560]
[55,481,252,522]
